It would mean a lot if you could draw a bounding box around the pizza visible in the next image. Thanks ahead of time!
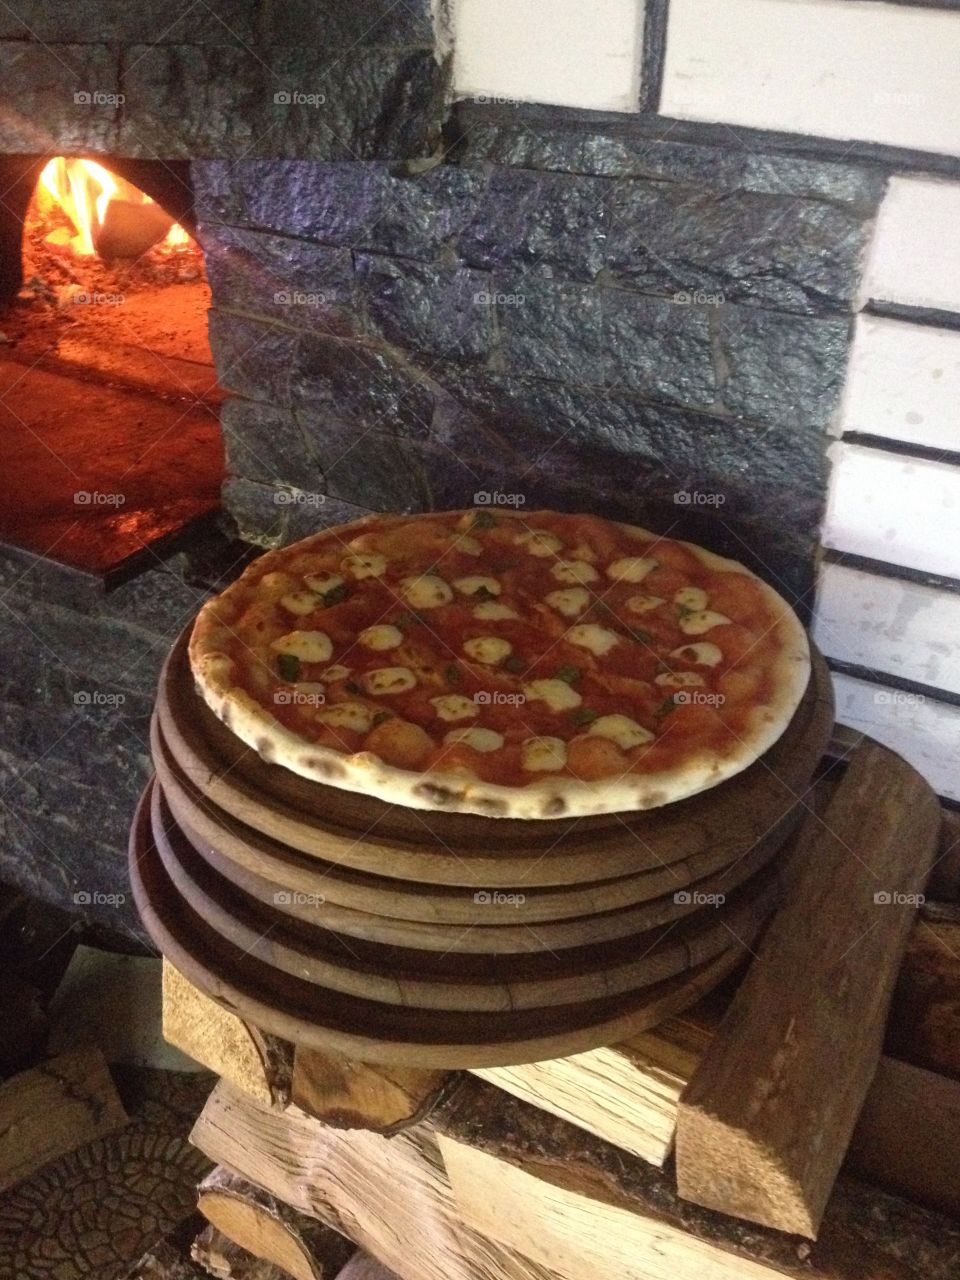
[188,509,810,819]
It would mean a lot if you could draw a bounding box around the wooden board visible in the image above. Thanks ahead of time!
[149,780,776,1013]
[153,735,790,954]
[153,715,800,926]
[675,740,941,1238]
[130,788,752,1068]
[155,629,833,887]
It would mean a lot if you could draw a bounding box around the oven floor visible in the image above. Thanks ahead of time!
[0,285,224,578]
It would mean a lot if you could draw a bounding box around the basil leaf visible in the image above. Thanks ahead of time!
[276,653,301,682]
[444,663,462,684]
[571,707,599,726]
[554,664,581,684]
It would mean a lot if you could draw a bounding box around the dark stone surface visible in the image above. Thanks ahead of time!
[458,167,611,282]
[300,421,433,511]
[496,276,604,383]
[0,42,120,153]
[222,476,370,547]
[606,182,870,315]
[357,254,494,363]
[292,330,437,438]
[456,115,889,210]
[718,307,852,428]
[194,161,487,259]
[258,0,435,46]
[208,310,300,406]
[198,223,358,336]
[117,45,445,160]
[0,0,259,42]
[220,397,324,493]
[602,289,716,406]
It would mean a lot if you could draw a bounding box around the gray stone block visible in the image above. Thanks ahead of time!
[0,0,258,42]
[221,397,323,492]
[357,254,494,362]
[0,42,120,153]
[208,310,300,406]
[497,276,604,384]
[601,289,716,406]
[258,0,435,47]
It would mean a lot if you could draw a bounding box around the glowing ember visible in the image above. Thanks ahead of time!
[36,156,193,258]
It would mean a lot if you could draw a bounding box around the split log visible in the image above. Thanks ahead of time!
[0,1045,127,1193]
[433,1077,960,1280]
[192,1222,304,1278]
[676,742,940,1238]
[163,960,293,1106]
[190,1081,560,1280]
[197,1167,353,1280]
[474,1014,710,1166]
[292,1046,458,1134]
[885,918,960,1080]
[926,807,960,900]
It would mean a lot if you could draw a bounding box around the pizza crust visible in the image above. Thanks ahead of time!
[188,510,810,820]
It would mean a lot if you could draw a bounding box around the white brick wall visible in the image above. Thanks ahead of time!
[661,0,960,157]
[449,0,644,112]
[859,176,960,311]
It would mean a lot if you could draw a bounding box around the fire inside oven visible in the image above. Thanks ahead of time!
[0,156,224,577]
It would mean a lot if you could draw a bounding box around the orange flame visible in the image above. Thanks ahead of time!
[37,156,193,257]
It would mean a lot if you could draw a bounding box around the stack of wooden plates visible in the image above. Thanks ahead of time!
[130,626,834,1067]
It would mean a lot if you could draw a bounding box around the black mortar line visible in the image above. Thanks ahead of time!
[825,656,960,711]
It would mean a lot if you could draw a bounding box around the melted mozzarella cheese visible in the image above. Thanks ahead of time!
[280,590,321,616]
[430,694,479,722]
[320,664,351,682]
[565,623,620,656]
[626,594,665,615]
[588,714,654,749]
[523,678,582,712]
[515,529,563,557]
[551,560,599,585]
[260,571,299,597]
[606,556,657,583]
[317,702,373,732]
[399,574,453,608]
[522,736,567,771]
[444,727,504,753]
[472,601,518,621]
[341,553,387,580]
[545,587,590,618]
[670,642,723,667]
[655,671,705,688]
[454,575,501,597]
[679,610,732,636]
[675,586,708,612]
[362,667,417,695]
[270,630,333,663]
[359,624,403,651]
[463,635,513,665]
[451,533,482,555]
[303,572,344,596]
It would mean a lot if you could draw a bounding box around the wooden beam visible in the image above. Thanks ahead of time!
[675,742,940,1238]
[886,918,960,1080]
[162,960,293,1107]
[291,1047,458,1135]
[197,1167,353,1280]
[0,1046,127,1193]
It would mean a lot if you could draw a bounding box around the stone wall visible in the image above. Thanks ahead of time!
[197,114,888,608]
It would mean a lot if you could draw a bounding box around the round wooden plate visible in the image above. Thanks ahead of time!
[156,628,833,887]
[151,714,800,927]
[149,780,775,1013]
[129,786,753,1067]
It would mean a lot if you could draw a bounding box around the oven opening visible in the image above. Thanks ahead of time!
[0,154,224,578]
